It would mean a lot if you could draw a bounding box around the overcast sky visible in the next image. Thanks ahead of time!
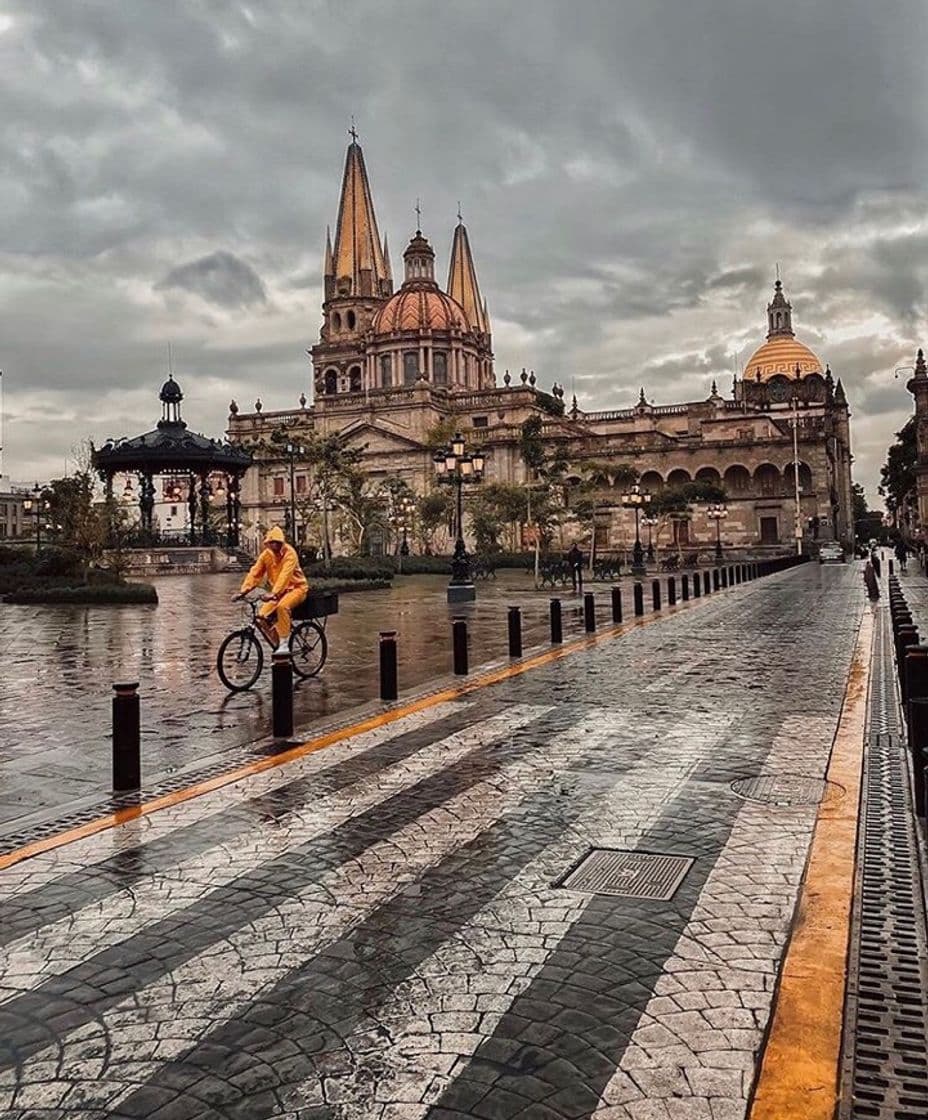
[2,0,926,503]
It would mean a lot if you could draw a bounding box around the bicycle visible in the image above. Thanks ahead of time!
[216,589,332,692]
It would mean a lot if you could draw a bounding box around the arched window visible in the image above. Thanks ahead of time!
[332,312,341,332]
[347,310,356,330]
[695,467,722,488]
[380,354,392,388]
[723,465,750,494]
[755,464,781,497]
[639,470,664,495]
[324,369,338,395]
[349,365,362,393]
[667,469,691,489]
[403,351,418,385]
[433,351,448,386]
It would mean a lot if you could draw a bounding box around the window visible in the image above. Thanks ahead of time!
[347,310,356,330]
[433,351,448,385]
[324,369,338,395]
[349,365,362,392]
[403,351,419,385]
[472,416,488,428]
[332,312,341,332]
[296,475,307,494]
[273,477,285,497]
[170,505,178,517]
[380,354,392,388]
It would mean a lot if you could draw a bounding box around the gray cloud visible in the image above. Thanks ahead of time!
[0,0,925,505]
[155,251,267,309]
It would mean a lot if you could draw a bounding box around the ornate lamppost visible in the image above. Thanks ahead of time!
[22,483,48,554]
[394,495,415,573]
[707,503,728,561]
[620,482,651,575]
[284,442,305,545]
[642,514,659,563]
[433,433,485,603]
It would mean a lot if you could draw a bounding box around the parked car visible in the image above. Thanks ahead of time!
[819,543,845,564]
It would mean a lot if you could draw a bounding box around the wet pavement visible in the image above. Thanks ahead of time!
[0,571,593,832]
[0,563,878,1119]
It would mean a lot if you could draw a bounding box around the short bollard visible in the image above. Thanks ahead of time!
[909,697,928,817]
[112,682,141,791]
[667,577,676,606]
[890,558,895,575]
[549,598,563,644]
[271,650,294,739]
[736,565,743,584]
[584,592,596,633]
[379,630,398,701]
[693,572,701,598]
[721,567,728,589]
[452,617,469,675]
[508,606,523,657]
[634,582,644,616]
[611,586,622,623]
[652,579,662,611]
[904,644,928,713]
[682,574,689,601]
[896,625,919,680]
[713,569,720,591]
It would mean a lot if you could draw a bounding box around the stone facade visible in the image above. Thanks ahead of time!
[228,139,854,558]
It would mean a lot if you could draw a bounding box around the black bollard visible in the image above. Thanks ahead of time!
[909,698,928,817]
[896,625,919,680]
[272,650,294,739]
[668,577,676,606]
[112,682,141,791]
[508,606,523,657]
[634,582,645,616]
[584,592,596,633]
[721,567,729,589]
[693,572,701,598]
[611,586,622,624]
[652,579,662,611]
[452,617,469,675]
[713,569,720,591]
[682,574,689,601]
[905,645,928,714]
[890,558,895,575]
[736,565,743,584]
[379,631,398,702]
[703,570,711,595]
[550,598,563,644]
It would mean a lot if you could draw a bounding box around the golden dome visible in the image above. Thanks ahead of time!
[743,335,822,382]
[372,284,467,334]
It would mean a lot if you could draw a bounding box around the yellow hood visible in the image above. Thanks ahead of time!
[263,526,286,545]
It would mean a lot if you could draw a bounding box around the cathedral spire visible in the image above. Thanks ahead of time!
[766,277,794,339]
[331,136,391,298]
[447,216,489,334]
[382,233,393,286]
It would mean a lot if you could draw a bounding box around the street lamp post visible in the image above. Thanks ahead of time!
[394,495,415,573]
[789,394,803,556]
[285,442,305,546]
[642,515,659,562]
[433,432,485,603]
[620,482,652,576]
[22,484,46,554]
[707,503,728,561]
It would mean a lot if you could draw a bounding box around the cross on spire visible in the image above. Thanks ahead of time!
[348,116,358,143]
[415,197,422,232]
[457,201,463,223]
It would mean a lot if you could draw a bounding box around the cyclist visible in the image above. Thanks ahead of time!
[233,526,308,653]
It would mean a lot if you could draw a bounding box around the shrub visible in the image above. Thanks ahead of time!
[4,583,158,604]
[33,547,84,579]
[307,556,393,581]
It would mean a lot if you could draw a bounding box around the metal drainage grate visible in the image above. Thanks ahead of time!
[559,848,694,901]
[839,609,928,1120]
[731,774,835,807]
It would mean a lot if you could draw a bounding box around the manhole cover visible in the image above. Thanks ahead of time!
[559,849,694,900]
[731,774,834,806]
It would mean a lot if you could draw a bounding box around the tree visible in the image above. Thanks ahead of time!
[650,481,728,555]
[417,490,452,554]
[566,461,639,569]
[41,472,105,563]
[852,482,884,543]
[879,419,916,525]
[330,467,390,554]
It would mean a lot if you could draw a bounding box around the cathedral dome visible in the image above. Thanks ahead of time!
[743,335,822,382]
[372,286,467,334]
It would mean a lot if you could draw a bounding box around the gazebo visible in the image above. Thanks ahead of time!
[93,376,252,547]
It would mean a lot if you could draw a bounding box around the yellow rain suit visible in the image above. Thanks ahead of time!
[240,526,308,641]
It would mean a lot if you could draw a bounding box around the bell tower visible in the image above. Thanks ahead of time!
[312,132,392,398]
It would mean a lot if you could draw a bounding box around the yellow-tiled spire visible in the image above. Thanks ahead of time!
[446,216,489,335]
[329,137,391,298]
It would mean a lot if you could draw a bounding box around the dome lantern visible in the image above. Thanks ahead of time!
[403,229,436,283]
[159,374,184,426]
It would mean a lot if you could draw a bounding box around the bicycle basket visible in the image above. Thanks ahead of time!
[293,590,339,620]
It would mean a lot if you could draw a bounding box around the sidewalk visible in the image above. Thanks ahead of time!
[0,566,879,1119]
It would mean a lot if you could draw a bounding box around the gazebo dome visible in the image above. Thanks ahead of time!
[159,375,183,404]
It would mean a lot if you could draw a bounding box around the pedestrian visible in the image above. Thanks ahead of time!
[895,539,908,573]
[567,542,583,593]
[863,560,880,601]
[870,548,881,580]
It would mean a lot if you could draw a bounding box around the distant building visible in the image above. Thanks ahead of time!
[0,488,32,540]
[229,137,854,555]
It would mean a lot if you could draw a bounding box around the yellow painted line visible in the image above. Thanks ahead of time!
[748,608,872,1120]
[0,579,737,871]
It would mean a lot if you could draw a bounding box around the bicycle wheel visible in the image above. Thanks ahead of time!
[217,629,264,691]
[291,620,328,679]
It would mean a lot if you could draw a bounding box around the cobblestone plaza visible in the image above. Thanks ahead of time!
[1,564,925,1119]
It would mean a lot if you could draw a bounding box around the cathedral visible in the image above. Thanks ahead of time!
[229,137,854,557]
